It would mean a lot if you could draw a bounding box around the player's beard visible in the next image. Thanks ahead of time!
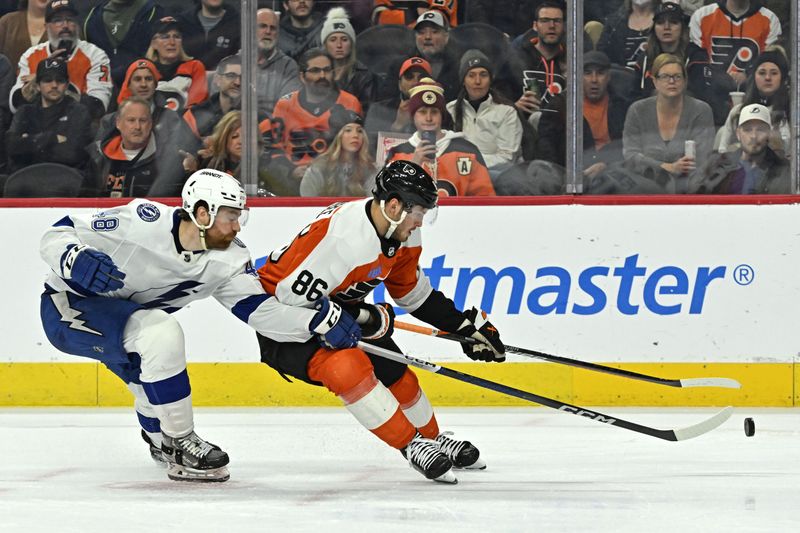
[203,228,235,250]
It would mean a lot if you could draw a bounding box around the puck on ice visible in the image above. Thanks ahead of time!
[744,417,755,437]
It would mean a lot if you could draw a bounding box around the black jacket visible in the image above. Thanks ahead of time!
[86,127,188,198]
[177,3,241,71]
[5,97,92,175]
[536,90,628,168]
[690,147,790,194]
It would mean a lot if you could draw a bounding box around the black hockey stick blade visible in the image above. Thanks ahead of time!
[393,321,741,390]
[358,342,733,442]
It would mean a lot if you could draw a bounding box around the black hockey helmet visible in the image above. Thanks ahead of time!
[373,160,438,210]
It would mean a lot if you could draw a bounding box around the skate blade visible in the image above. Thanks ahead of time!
[432,470,458,484]
[455,457,487,470]
[167,464,230,483]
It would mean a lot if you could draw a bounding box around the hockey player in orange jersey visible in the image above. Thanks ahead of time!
[256,160,505,483]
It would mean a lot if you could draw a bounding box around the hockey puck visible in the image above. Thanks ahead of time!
[744,417,755,437]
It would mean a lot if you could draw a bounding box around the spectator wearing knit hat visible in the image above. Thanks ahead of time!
[387,77,496,196]
[364,56,432,146]
[321,7,378,111]
[5,56,92,177]
[715,46,790,157]
[300,104,378,197]
[93,58,199,164]
[446,49,522,174]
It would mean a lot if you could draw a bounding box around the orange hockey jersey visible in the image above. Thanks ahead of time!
[258,199,433,315]
[387,131,495,196]
[270,89,363,166]
[689,2,781,74]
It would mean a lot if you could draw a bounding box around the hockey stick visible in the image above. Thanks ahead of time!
[393,321,741,390]
[358,342,733,442]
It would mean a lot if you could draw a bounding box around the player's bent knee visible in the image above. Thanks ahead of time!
[309,348,375,397]
[125,309,186,378]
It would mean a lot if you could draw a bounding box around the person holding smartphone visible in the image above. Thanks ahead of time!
[386,77,496,196]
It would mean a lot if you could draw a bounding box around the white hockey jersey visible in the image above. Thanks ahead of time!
[258,198,433,319]
[40,199,316,343]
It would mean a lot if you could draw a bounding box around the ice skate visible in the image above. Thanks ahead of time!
[401,433,456,484]
[436,431,486,470]
[141,430,167,467]
[161,431,230,483]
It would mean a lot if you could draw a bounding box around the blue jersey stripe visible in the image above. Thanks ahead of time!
[53,216,75,228]
[231,293,272,323]
[142,369,191,406]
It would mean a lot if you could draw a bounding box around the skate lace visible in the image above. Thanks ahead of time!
[407,437,443,470]
[436,431,465,460]
[178,433,214,458]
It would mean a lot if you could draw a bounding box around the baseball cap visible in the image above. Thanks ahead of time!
[399,56,432,77]
[414,10,448,31]
[737,104,771,127]
[36,57,69,82]
[583,50,610,69]
[45,0,78,22]
[653,2,686,23]
[153,16,181,36]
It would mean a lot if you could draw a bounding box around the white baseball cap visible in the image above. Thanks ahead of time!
[737,103,771,127]
[414,9,448,31]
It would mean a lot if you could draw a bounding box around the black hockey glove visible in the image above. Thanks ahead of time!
[309,298,361,349]
[342,302,395,340]
[455,307,505,362]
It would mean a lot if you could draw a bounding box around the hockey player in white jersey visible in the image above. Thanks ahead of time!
[255,160,506,483]
[39,169,356,482]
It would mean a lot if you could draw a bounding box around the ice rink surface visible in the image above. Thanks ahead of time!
[1,407,798,533]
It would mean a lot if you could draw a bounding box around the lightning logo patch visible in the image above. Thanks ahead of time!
[50,292,102,336]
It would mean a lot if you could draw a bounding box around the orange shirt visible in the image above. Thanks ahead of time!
[584,95,610,151]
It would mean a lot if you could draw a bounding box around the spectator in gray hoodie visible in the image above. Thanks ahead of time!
[256,8,301,116]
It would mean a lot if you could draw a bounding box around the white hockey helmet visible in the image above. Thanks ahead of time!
[181,169,248,228]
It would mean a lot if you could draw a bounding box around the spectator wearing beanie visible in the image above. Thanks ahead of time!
[716,47,790,157]
[387,77,496,196]
[446,49,522,175]
[94,58,199,168]
[321,7,378,111]
[300,104,378,196]
[364,56,432,148]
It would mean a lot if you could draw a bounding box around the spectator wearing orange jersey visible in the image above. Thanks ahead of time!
[265,48,362,187]
[10,0,112,119]
[373,0,458,28]
[145,16,208,113]
[387,77,495,196]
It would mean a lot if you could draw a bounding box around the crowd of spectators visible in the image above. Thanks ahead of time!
[0,0,794,197]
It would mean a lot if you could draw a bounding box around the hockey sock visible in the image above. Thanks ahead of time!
[389,368,439,439]
[308,347,416,449]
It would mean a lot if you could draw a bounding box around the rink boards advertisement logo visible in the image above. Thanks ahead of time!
[255,252,756,317]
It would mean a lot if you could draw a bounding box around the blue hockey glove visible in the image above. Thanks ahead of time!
[309,298,362,349]
[62,244,126,293]
[456,307,505,362]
